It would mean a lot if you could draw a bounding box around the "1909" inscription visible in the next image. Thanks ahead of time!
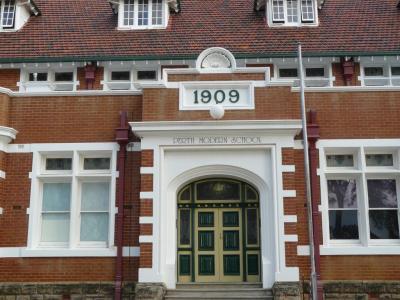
[193,89,240,104]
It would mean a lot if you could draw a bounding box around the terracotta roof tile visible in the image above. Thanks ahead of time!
[0,0,399,62]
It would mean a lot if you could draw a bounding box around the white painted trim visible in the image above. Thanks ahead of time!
[123,246,140,257]
[0,87,142,97]
[127,142,141,152]
[140,192,154,199]
[282,165,295,172]
[293,140,304,149]
[0,170,5,179]
[7,142,119,154]
[131,120,302,136]
[139,216,154,224]
[0,246,140,257]
[317,139,400,148]
[139,235,153,243]
[320,245,400,256]
[140,167,154,174]
[291,86,400,93]
[0,126,18,151]
[284,235,299,242]
[0,207,3,214]
[284,215,298,223]
[282,190,296,198]
[297,245,310,256]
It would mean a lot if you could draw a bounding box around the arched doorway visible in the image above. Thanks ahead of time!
[177,178,261,283]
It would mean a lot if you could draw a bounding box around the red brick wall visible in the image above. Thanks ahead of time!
[0,153,32,247]
[0,69,20,91]
[9,95,142,143]
[0,93,10,126]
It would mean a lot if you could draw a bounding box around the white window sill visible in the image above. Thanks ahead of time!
[320,245,400,256]
[20,247,117,257]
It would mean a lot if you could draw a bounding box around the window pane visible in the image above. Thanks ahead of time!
[392,67,400,76]
[29,73,48,82]
[326,154,354,167]
[327,180,358,208]
[42,183,71,212]
[196,181,240,201]
[80,213,109,242]
[179,186,191,201]
[364,67,384,77]
[55,72,73,82]
[83,158,111,170]
[365,154,393,167]
[287,0,298,23]
[138,0,149,26]
[329,210,359,240]
[246,209,258,245]
[272,0,285,22]
[245,186,258,201]
[306,68,325,77]
[301,0,314,21]
[81,182,110,211]
[369,210,400,239]
[2,0,16,28]
[279,68,298,78]
[367,179,397,208]
[111,71,130,81]
[137,70,157,80]
[152,0,163,25]
[179,209,191,245]
[124,0,134,26]
[41,213,70,242]
[45,158,72,171]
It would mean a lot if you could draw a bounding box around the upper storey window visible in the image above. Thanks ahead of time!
[118,0,168,29]
[269,0,317,26]
[0,0,16,29]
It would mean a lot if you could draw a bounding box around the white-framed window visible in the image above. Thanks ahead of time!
[268,0,317,26]
[102,64,160,90]
[273,62,333,87]
[319,140,400,255]
[119,0,168,29]
[360,63,400,87]
[0,0,16,29]
[27,145,118,254]
[19,68,79,92]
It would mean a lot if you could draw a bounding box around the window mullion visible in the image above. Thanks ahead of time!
[0,0,4,28]
[134,0,138,27]
[69,151,80,248]
[149,0,152,26]
[359,147,370,246]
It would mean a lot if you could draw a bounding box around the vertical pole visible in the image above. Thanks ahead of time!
[298,43,318,300]
[115,112,130,300]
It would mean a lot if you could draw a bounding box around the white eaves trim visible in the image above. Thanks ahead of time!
[320,245,400,256]
[0,87,142,97]
[291,86,400,93]
[130,120,302,137]
[0,246,140,257]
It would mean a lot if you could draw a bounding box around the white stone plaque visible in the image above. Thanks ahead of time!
[179,81,255,110]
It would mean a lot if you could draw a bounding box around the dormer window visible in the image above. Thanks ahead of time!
[269,0,317,26]
[117,0,168,29]
[0,0,16,29]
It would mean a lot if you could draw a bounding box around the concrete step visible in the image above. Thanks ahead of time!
[165,297,273,300]
[175,282,263,289]
[167,288,271,297]
[166,283,273,300]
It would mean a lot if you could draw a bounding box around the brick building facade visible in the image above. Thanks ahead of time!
[0,0,400,299]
